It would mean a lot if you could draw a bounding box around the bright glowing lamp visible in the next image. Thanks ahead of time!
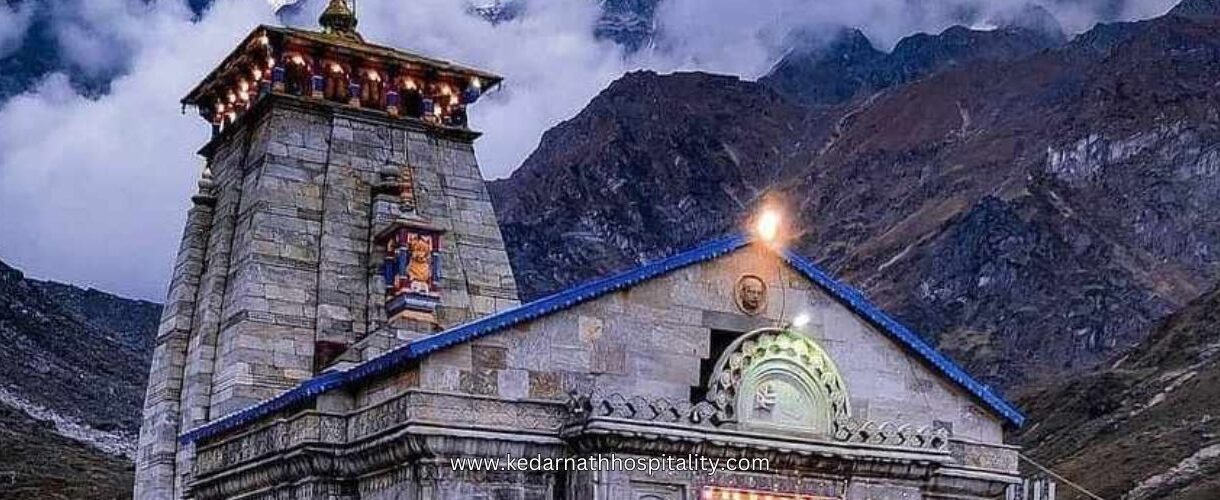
[756,209,781,242]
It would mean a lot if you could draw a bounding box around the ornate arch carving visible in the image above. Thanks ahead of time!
[705,327,849,433]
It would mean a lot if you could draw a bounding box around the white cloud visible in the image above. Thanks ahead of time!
[356,0,632,180]
[0,1,34,59]
[0,0,1174,300]
[0,0,276,298]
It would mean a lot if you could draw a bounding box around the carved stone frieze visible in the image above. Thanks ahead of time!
[831,417,950,450]
[188,387,1013,500]
[567,391,947,452]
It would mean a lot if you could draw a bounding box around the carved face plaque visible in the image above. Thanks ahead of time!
[735,275,767,316]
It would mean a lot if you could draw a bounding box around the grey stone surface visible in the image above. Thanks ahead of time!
[137,90,522,499]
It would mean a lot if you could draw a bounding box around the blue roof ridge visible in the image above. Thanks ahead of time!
[180,232,1022,444]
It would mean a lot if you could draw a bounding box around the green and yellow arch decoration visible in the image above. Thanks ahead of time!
[706,327,850,434]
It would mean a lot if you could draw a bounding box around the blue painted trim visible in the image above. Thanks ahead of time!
[180,234,749,444]
[180,233,1023,444]
[180,370,346,444]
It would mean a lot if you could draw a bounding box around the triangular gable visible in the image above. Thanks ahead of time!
[181,233,1023,443]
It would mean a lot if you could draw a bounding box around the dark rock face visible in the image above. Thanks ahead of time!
[1017,284,1220,499]
[0,258,158,496]
[760,22,1064,106]
[867,192,1177,386]
[1169,0,1220,19]
[594,0,661,52]
[488,71,813,298]
[32,280,159,356]
[759,28,891,106]
[0,258,158,440]
[0,403,135,499]
[491,8,1220,401]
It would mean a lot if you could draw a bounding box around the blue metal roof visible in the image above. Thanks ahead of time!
[180,233,1023,444]
[778,248,1025,427]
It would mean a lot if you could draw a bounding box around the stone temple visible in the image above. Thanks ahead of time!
[135,2,1026,499]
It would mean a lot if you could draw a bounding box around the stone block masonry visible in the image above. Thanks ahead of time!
[136,93,520,500]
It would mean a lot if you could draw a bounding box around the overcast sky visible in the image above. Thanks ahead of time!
[0,0,1176,301]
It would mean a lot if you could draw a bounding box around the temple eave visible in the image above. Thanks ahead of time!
[181,25,501,108]
[193,93,483,158]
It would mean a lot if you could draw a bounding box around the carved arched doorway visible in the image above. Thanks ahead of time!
[705,327,850,434]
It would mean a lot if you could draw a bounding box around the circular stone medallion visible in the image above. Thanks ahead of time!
[734,274,767,316]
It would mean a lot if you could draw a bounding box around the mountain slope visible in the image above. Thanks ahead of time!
[0,403,134,500]
[489,6,1220,396]
[1017,283,1220,500]
[0,259,157,434]
[0,258,159,496]
[760,16,1065,107]
[489,70,817,298]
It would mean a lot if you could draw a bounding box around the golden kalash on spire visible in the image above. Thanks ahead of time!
[181,0,500,138]
[319,0,362,41]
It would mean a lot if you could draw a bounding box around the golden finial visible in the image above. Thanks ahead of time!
[319,0,362,41]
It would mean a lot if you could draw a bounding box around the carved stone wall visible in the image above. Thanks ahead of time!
[409,244,1006,443]
[187,383,1016,500]
[140,94,520,500]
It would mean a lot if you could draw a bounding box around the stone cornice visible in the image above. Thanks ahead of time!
[563,417,951,480]
[188,389,1019,500]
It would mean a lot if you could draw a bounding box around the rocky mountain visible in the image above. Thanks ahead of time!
[490,70,815,298]
[0,258,160,496]
[761,7,1066,106]
[593,0,661,52]
[1017,282,1220,499]
[0,403,136,500]
[489,2,1220,400]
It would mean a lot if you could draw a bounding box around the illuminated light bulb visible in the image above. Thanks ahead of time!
[404,79,418,90]
[449,95,459,106]
[329,63,343,74]
[756,209,781,243]
[226,111,237,122]
[792,313,811,328]
[252,68,263,81]
[433,105,442,116]
[440,85,451,96]
[470,77,482,89]
[267,56,275,68]
[258,35,270,46]
[290,54,304,66]
[239,90,249,102]
[367,70,381,82]
[239,80,250,92]
[227,92,236,103]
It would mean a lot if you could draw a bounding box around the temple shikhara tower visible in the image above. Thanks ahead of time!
[137,2,1028,499]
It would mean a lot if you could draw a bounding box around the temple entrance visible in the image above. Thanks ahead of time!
[704,327,850,434]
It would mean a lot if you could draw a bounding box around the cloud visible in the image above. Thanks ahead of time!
[355,0,633,180]
[653,0,1178,74]
[0,0,276,298]
[0,1,34,59]
[0,0,1177,300]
